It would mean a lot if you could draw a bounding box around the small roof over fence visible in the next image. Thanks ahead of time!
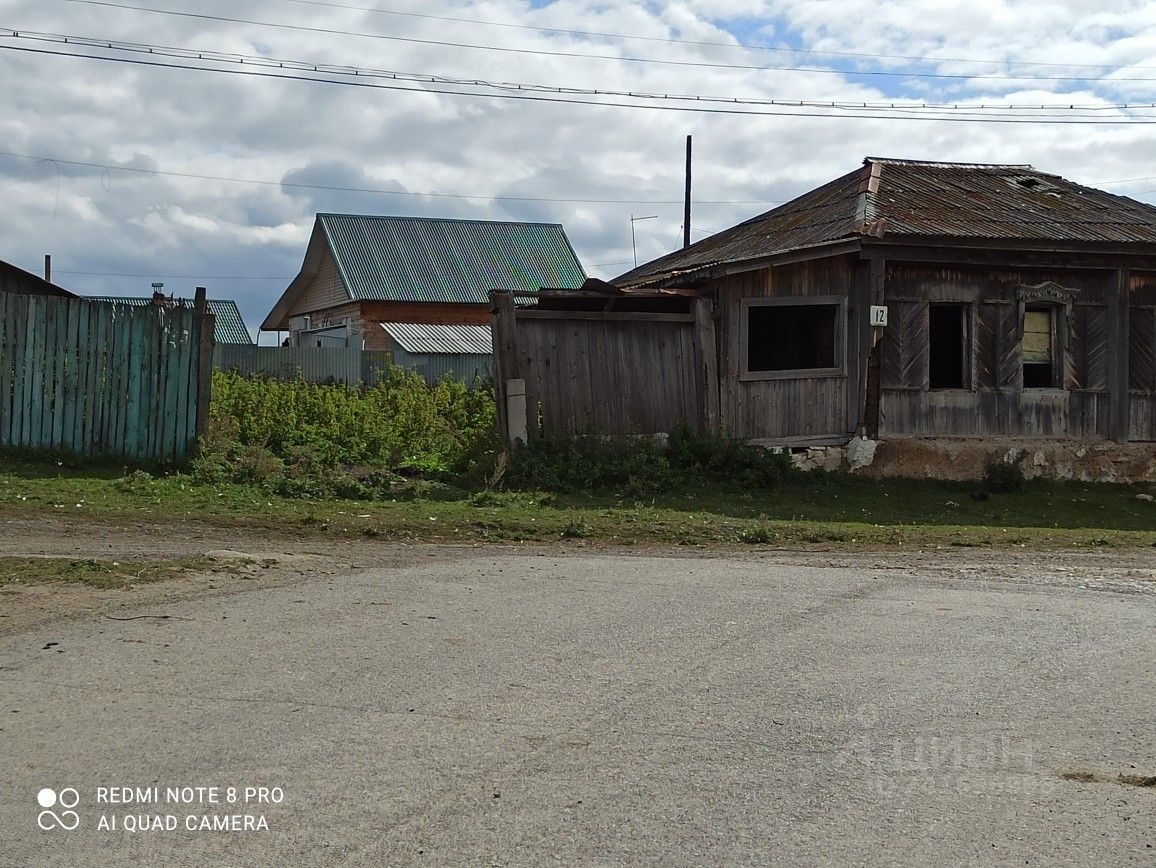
[380,322,492,355]
[87,296,252,344]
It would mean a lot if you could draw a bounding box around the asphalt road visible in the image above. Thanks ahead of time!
[2,552,1153,866]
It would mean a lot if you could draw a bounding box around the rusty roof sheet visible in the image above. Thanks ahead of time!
[614,158,1156,288]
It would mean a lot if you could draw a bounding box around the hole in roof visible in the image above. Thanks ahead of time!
[1009,175,1059,195]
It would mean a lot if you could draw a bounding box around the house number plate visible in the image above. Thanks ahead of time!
[870,305,888,326]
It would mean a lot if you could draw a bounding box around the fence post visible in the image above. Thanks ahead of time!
[193,287,215,440]
[490,290,524,445]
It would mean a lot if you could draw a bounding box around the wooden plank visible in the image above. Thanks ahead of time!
[58,298,78,452]
[517,309,695,323]
[194,288,215,441]
[1107,269,1131,442]
[178,307,199,461]
[1128,307,1154,391]
[26,296,46,448]
[693,297,720,433]
[69,300,89,455]
[157,309,176,461]
[0,295,13,448]
[490,291,515,442]
[108,303,129,456]
[996,302,1021,391]
[86,301,109,453]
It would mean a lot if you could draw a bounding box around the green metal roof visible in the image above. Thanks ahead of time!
[319,214,586,303]
[88,296,252,344]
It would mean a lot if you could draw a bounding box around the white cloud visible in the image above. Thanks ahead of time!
[1,0,1154,337]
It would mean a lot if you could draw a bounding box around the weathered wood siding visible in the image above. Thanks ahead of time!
[709,256,855,441]
[288,249,349,316]
[879,264,1112,438]
[1130,273,1156,440]
[515,311,700,436]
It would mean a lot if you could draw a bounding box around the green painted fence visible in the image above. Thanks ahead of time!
[0,292,214,462]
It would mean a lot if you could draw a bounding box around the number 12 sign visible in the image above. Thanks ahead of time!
[870,305,888,327]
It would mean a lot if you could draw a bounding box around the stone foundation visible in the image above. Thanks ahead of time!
[780,437,1156,483]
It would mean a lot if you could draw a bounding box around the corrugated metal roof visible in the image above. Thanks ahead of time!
[321,214,586,304]
[88,296,252,344]
[615,158,1156,288]
[379,321,493,355]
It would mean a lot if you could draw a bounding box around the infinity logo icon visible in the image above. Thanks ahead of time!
[37,788,80,831]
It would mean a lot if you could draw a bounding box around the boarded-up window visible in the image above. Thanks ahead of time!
[1023,307,1056,388]
[746,302,839,374]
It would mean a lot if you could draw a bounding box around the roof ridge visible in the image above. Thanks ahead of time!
[865,156,1035,170]
[317,213,565,229]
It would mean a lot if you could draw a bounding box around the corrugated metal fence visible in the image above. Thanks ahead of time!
[0,293,212,461]
[214,345,392,384]
[391,348,492,386]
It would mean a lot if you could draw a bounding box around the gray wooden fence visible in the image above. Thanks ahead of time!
[0,291,213,462]
[213,345,392,384]
[491,292,712,442]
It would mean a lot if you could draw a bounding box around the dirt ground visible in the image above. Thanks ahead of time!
[2,512,1153,638]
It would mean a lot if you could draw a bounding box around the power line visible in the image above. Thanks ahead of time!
[267,0,1156,73]
[0,149,782,205]
[56,0,1156,85]
[59,270,291,279]
[4,33,1156,124]
[10,29,1152,118]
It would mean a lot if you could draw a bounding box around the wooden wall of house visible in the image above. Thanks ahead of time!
[878,263,1116,439]
[514,311,701,436]
[707,255,856,442]
[288,250,348,316]
[1130,273,1156,440]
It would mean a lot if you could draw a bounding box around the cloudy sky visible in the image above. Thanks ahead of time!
[3,0,1156,340]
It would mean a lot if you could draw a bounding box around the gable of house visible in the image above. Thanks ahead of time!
[263,214,586,331]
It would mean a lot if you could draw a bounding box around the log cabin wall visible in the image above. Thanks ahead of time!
[709,254,857,443]
[878,263,1113,438]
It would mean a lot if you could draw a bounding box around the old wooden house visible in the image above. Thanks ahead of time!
[262,214,586,354]
[492,159,1156,475]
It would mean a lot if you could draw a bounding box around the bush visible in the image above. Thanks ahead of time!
[667,423,791,488]
[983,459,1026,494]
[504,432,673,495]
[505,424,792,494]
[193,368,496,498]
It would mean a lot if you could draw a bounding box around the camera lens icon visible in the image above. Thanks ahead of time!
[37,788,80,831]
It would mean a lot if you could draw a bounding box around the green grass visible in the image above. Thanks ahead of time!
[0,555,212,589]
[1,458,1152,551]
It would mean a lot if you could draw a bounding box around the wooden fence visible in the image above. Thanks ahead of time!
[213,345,392,384]
[0,292,213,462]
[491,292,712,442]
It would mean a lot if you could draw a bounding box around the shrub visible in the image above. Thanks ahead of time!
[506,424,792,494]
[982,460,1026,494]
[505,432,673,494]
[194,368,496,498]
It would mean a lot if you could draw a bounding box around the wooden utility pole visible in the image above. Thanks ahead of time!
[683,135,692,248]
